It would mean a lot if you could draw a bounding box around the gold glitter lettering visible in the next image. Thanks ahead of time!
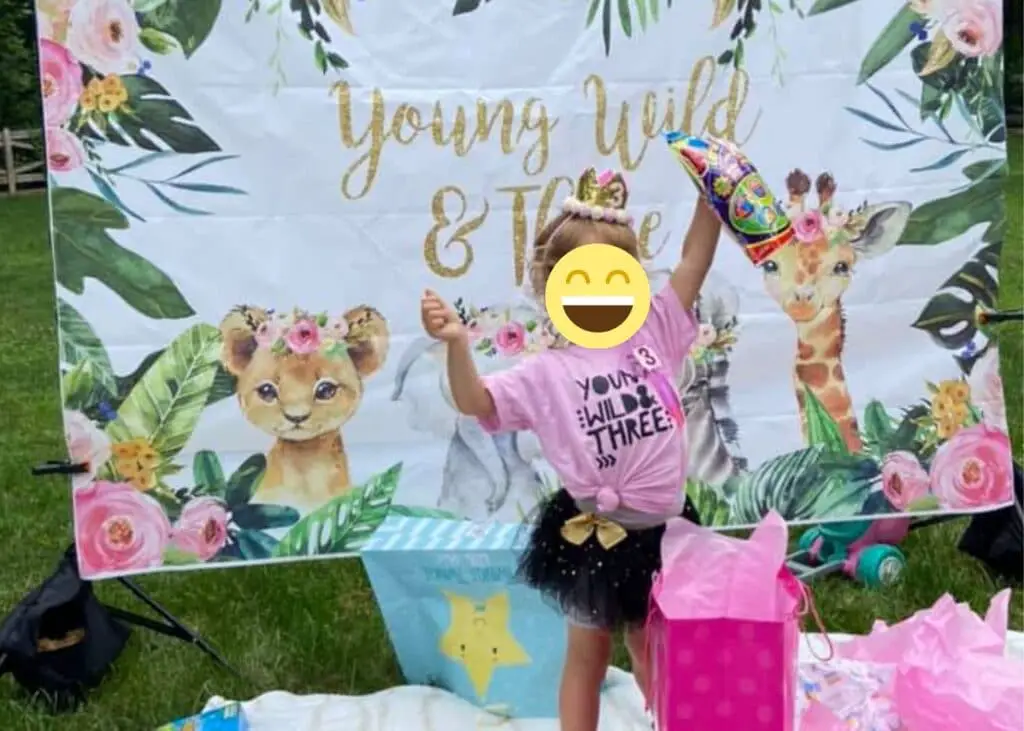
[497,176,574,285]
[637,211,663,261]
[706,65,761,146]
[430,104,471,154]
[393,104,428,144]
[535,176,575,237]
[424,185,490,278]
[335,83,558,200]
[333,83,386,201]
[585,74,639,170]
[584,57,757,171]
[683,57,715,136]
[475,99,516,153]
[640,88,678,143]
[521,98,556,177]
[496,184,540,287]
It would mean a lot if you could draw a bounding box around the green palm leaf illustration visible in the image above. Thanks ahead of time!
[728,446,875,524]
[273,463,404,557]
[103,323,221,467]
[58,299,117,397]
[685,479,733,527]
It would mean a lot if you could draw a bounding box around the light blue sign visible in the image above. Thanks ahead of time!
[361,516,566,718]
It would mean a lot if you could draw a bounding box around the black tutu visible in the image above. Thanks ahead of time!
[516,490,701,631]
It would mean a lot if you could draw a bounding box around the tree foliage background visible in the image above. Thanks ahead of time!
[0,0,40,130]
[1007,0,1023,126]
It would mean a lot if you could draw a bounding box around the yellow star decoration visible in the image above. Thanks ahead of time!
[439,590,530,700]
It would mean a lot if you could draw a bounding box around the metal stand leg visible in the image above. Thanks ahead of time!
[109,576,239,676]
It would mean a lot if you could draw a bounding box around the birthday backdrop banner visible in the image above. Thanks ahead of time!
[39,0,1012,579]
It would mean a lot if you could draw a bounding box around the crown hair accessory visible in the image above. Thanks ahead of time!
[560,167,634,225]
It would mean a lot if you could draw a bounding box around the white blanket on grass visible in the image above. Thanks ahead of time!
[204,632,1024,730]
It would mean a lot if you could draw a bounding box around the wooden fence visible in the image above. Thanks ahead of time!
[0,129,45,196]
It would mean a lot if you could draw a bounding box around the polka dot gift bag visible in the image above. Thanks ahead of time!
[645,510,829,731]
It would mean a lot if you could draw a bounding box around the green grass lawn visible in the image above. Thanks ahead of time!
[0,139,1021,729]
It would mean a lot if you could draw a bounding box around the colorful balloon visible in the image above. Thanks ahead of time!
[664,132,795,266]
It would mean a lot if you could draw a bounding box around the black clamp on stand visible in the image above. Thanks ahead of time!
[977,308,1024,326]
[30,461,238,676]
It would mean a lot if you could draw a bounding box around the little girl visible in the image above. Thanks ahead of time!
[420,168,721,731]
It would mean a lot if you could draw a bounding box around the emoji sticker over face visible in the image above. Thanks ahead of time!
[544,243,651,348]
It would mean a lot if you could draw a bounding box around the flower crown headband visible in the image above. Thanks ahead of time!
[786,169,874,248]
[560,167,634,226]
[253,308,350,359]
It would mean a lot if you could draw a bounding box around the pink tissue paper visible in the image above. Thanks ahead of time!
[799,590,1021,731]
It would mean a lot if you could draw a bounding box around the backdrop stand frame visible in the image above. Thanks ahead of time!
[31,461,239,677]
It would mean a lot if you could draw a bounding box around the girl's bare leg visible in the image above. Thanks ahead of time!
[560,623,612,731]
[624,625,650,706]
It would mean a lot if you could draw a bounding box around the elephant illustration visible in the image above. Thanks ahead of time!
[391,326,548,522]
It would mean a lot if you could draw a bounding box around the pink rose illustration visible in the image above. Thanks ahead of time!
[826,207,850,230]
[696,324,717,348]
[793,210,825,243]
[328,317,349,339]
[494,322,526,356]
[930,423,1013,509]
[171,497,229,561]
[941,0,1002,58]
[64,409,111,490]
[38,0,73,42]
[46,126,86,172]
[285,319,321,354]
[968,347,1006,429]
[880,451,930,510]
[74,480,171,578]
[66,0,141,75]
[39,39,82,125]
[254,318,283,348]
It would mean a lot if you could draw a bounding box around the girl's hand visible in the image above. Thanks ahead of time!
[421,289,467,342]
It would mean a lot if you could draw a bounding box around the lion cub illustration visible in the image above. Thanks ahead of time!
[219,305,389,514]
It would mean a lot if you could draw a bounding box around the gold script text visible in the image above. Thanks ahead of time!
[584,57,761,172]
[333,83,558,200]
[424,178,670,283]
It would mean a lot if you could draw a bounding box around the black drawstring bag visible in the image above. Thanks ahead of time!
[0,546,130,711]
[958,461,1023,582]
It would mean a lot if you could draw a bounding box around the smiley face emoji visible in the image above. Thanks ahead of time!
[544,243,651,348]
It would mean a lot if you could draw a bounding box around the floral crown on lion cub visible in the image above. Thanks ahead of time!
[251,308,350,358]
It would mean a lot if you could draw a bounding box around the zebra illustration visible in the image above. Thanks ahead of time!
[678,273,748,487]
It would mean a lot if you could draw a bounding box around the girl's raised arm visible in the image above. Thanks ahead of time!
[668,199,722,311]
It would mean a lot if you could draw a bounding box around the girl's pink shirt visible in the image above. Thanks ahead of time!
[478,285,697,516]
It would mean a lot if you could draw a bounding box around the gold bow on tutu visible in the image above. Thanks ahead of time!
[560,513,628,550]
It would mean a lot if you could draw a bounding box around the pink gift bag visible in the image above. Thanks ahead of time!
[646,511,828,731]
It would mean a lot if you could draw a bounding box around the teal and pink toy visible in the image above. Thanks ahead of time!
[664,131,795,266]
[789,518,911,588]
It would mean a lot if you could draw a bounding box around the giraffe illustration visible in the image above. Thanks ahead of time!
[760,170,912,452]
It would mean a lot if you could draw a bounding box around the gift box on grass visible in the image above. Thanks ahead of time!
[361,516,565,718]
[156,701,248,730]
